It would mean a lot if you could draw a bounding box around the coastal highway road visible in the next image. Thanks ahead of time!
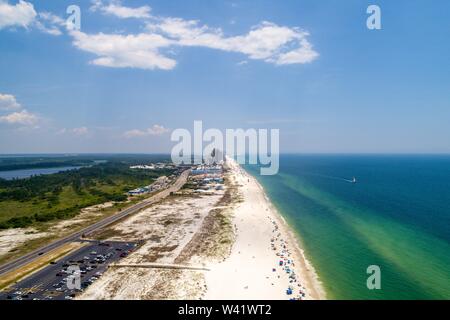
[0,170,190,277]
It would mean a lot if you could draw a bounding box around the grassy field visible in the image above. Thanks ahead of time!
[0,194,151,266]
[0,159,175,230]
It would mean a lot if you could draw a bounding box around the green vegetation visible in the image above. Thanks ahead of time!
[0,158,174,230]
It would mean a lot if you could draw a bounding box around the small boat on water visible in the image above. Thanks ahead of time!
[351,177,357,184]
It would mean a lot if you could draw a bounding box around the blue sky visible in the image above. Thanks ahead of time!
[0,0,449,154]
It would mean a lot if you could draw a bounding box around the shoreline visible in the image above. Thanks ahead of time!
[256,173,326,300]
[204,159,326,300]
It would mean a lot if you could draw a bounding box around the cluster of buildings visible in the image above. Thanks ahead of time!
[129,163,176,170]
[189,165,225,194]
[128,162,226,196]
[190,165,223,175]
[127,176,170,196]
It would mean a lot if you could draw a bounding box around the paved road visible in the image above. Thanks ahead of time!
[0,170,190,277]
[0,241,137,300]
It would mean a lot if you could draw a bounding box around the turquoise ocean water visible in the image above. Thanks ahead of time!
[245,155,450,299]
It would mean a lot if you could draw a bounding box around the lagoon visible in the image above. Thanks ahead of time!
[0,166,84,180]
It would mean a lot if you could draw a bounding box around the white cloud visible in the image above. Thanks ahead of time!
[39,11,65,26]
[72,127,89,136]
[70,30,176,70]
[0,1,64,35]
[35,11,66,36]
[0,93,40,127]
[124,125,169,138]
[166,20,318,64]
[57,127,89,136]
[71,18,318,70]
[0,93,21,110]
[274,38,319,65]
[2,1,318,70]
[123,129,147,138]
[34,23,61,36]
[0,109,38,125]
[90,0,151,19]
[0,0,36,30]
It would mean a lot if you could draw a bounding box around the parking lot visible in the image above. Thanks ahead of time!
[0,241,138,300]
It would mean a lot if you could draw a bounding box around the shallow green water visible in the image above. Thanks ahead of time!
[245,155,450,299]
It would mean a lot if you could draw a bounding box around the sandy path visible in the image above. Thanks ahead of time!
[204,159,325,300]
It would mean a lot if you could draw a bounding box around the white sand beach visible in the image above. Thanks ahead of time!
[76,158,325,300]
[204,159,325,300]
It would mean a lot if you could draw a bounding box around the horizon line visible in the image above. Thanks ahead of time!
[1,152,450,156]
